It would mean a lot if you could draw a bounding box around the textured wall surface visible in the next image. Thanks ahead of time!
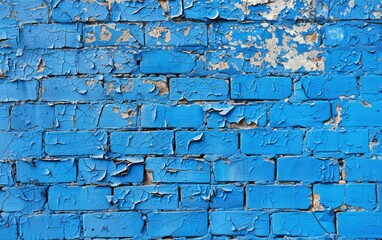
[0,0,382,239]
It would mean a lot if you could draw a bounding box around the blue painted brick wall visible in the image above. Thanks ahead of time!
[1,0,381,238]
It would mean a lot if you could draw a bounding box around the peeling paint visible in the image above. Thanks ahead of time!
[2,0,381,239]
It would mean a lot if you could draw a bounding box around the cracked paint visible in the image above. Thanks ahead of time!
[2,0,381,238]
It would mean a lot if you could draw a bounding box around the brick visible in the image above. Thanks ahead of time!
[325,49,362,73]
[0,162,13,185]
[20,214,80,240]
[110,131,174,155]
[98,103,138,129]
[337,212,382,238]
[0,214,16,239]
[146,157,210,183]
[145,22,207,47]
[48,185,111,211]
[77,48,139,74]
[345,157,382,182]
[23,24,82,49]
[78,158,144,185]
[334,101,382,127]
[360,75,382,100]
[0,187,45,213]
[272,212,335,237]
[45,131,107,157]
[0,104,10,130]
[52,0,109,22]
[4,51,42,79]
[83,23,144,47]
[306,129,369,155]
[110,0,182,21]
[147,211,208,238]
[181,184,244,209]
[17,159,76,184]
[213,153,274,182]
[42,77,104,102]
[0,27,19,49]
[12,0,49,23]
[176,131,238,155]
[0,80,38,102]
[231,75,292,100]
[246,185,311,209]
[141,104,204,129]
[324,22,382,48]
[363,51,382,74]
[270,102,331,127]
[141,50,198,74]
[206,103,267,128]
[277,157,339,183]
[170,78,229,101]
[0,132,42,158]
[112,185,178,210]
[301,75,358,99]
[210,211,269,236]
[313,184,376,210]
[241,129,304,155]
[105,77,169,102]
[83,212,144,238]
[11,104,54,130]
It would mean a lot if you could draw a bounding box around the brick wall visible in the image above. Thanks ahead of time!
[0,0,382,239]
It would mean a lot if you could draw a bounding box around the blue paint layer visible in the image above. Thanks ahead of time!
[146,157,210,183]
[48,185,111,211]
[83,212,144,238]
[20,214,80,240]
[246,185,311,209]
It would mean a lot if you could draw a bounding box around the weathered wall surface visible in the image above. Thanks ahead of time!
[0,0,381,239]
